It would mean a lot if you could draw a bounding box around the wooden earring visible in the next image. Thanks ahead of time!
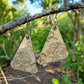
[38,26,68,65]
[11,35,38,73]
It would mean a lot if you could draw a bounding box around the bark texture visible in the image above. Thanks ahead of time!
[0,3,84,35]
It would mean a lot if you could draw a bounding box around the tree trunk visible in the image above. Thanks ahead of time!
[76,13,82,44]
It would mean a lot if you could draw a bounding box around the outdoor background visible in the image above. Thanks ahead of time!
[0,0,84,84]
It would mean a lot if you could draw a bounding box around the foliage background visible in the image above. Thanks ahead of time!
[0,0,84,83]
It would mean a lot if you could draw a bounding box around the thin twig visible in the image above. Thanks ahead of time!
[67,12,74,24]
[0,56,9,59]
[77,69,79,81]
[2,45,10,59]
[7,75,34,81]
[0,44,10,59]
[0,67,8,84]
[1,73,41,82]
[31,73,41,82]
[0,64,8,68]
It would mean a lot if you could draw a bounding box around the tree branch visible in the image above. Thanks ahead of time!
[0,3,84,35]
[67,12,74,23]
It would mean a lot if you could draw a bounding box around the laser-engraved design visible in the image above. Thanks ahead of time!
[11,35,38,73]
[38,26,68,65]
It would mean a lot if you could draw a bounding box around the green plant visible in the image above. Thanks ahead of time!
[52,78,59,84]
[63,41,84,82]
[52,74,71,84]
[61,74,72,84]
[52,74,83,84]
[76,80,83,84]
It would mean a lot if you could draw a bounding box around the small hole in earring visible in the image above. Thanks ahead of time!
[53,27,57,31]
[26,35,29,40]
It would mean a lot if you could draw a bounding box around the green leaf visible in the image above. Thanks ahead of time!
[61,74,72,84]
[75,41,79,46]
[76,80,83,84]
[74,52,82,55]
[78,66,83,72]
[52,78,59,84]
[62,62,74,68]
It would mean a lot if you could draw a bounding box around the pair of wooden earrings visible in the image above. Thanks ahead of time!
[11,26,68,73]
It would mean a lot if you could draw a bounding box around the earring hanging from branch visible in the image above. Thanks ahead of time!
[11,17,38,73]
